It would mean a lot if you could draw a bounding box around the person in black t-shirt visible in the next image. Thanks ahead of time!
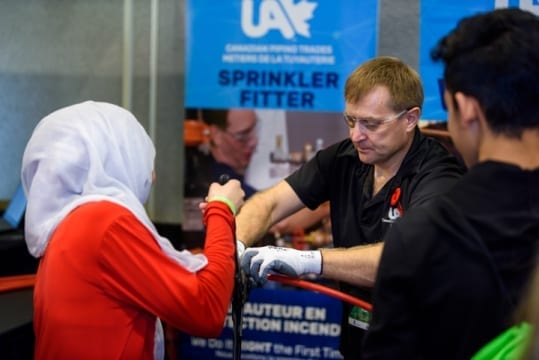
[237,56,465,359]
[192,108,259,199]
[361,8,539,359]
[184,108,331,243]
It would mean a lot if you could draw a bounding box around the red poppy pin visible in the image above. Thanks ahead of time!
[390,187,401,207]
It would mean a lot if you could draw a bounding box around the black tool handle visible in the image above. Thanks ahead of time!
[218,173,244,360]
[218,174,230,185]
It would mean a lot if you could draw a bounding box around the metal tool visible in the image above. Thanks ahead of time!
[218,174,250,360]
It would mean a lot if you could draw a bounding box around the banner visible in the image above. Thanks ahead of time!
[178,286,344,359]
[181,3,377,356]
[419,0,539,121]
[419,0,493,121]
[185,0,379,112]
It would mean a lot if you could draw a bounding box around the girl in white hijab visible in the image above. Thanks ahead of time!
[22,101,244,359]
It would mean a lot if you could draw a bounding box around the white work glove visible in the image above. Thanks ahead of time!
[236,240,246,258]
[240,246,322,285]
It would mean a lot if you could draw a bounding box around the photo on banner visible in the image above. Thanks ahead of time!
[181,1,379,359]
[419,0,539,122]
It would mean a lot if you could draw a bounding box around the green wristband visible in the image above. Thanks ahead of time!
[208,196,236,215]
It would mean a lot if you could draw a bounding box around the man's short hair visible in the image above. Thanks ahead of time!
[201,109,229,130]
[344,56,424,112]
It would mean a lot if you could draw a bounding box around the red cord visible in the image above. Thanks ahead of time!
[267,274,372,311]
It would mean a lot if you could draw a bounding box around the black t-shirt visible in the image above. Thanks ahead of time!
[363,162,539,359]
[286,128,465,359]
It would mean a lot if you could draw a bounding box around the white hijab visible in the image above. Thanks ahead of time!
[21,100,208,272]
[22,101,210,359]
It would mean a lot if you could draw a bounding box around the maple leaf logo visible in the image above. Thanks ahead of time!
[281,0,318,38]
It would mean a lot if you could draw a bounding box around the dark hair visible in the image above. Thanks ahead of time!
[431,8,539,137]
[201,109,229,129]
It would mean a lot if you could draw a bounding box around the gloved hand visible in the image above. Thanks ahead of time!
[240,246,322,285]
[236,240,246,258]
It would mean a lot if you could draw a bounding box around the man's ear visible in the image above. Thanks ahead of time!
[405,106,420,132]
[454,92,483,129]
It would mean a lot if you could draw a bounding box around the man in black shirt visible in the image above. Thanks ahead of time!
[185,108,259,200]
[237,56,465,359]
[361,8,539,359]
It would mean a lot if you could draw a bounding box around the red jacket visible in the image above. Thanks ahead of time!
[34,200,235,359]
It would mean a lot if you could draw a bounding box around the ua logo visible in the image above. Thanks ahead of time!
[381,207,402,224]
[387,207,402,221]
[241,0,318,40]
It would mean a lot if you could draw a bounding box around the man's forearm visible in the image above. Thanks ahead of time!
[269,202,330,235]
[236,180,307,248]
[320,243,384,287]
[235,193,275,247]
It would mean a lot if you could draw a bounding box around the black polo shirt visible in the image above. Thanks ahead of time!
[362,162,539,359]
[286,128,465,359]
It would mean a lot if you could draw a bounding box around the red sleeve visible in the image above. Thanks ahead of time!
[99,201,235,337]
